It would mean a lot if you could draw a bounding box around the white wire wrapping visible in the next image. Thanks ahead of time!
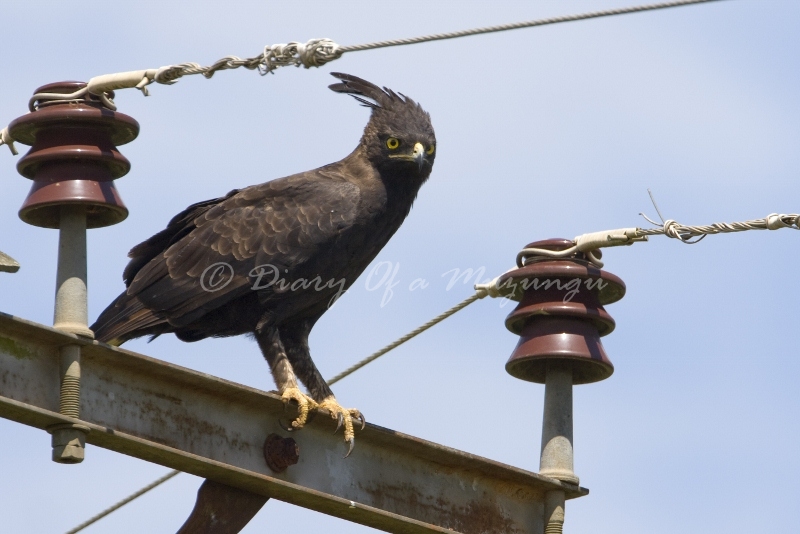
[0,127,17,155]
[514,214,799,269]
[16,39,343,115]
[152,38,342,85]
[88,70,158,95]
[637,213,800,240]
[27,86,89,112]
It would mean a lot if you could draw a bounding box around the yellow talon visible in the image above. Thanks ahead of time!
[280,387,318,430]
[318,396,365,456]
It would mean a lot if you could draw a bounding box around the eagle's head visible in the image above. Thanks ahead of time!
[329,72,436,183]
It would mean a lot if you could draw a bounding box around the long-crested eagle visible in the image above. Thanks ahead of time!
[91,73,436,454]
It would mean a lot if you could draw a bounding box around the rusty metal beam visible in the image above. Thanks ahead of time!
[0,312,587,534]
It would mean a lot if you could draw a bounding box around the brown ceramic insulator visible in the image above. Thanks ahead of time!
[8,81,139,228]
[500,238,626,385]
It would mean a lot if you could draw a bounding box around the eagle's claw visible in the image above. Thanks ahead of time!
[279,386,318,431]
[277,417,295,432]
[334,412,344,434]
[318,397,364,457]
[355,412,366,430]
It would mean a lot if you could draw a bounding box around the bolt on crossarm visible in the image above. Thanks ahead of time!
[7,81,138,463]
[496,239,626,533]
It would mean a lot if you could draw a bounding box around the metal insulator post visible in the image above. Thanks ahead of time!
[497,238,626,532]
[51,206,92,462]
[54,205,92,337]
[543,490,566,534]
[8,81,139,463]
[540,362,578,484]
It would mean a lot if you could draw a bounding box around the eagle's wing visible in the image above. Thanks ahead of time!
[92,168,361,341]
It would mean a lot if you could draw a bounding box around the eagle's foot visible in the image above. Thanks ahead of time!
[318,396,365,458]
[280,387,319,431]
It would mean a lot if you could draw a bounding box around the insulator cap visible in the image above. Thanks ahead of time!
[500,239,626,384]
[8,81,139,228]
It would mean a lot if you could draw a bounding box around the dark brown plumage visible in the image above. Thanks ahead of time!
[91,73,436,452]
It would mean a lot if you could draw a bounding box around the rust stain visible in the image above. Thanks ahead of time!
[360,482,520,534]
[86,377,259,457]
[451,500,519,534]
[151,391,183,405]
[103,397,258,458]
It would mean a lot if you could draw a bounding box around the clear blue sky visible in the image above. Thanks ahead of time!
[1,1,798,532]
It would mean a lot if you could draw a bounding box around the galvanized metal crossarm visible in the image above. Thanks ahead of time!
[0,313,586,534]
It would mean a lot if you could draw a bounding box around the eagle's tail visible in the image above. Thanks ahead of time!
[91,291,171,345]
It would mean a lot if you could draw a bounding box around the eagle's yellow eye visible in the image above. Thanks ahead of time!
[386,137,400,150]
[426,144,435,155]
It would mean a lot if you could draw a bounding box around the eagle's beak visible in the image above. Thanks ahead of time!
[412,142,425,171]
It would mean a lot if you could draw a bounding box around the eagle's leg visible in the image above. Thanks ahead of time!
[283,321,365,456]
[255,327,317,430]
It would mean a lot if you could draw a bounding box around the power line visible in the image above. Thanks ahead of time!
[340,0,725,53]
[327,293,482,386]
[1,0,725,136]
[64,470,180,534]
